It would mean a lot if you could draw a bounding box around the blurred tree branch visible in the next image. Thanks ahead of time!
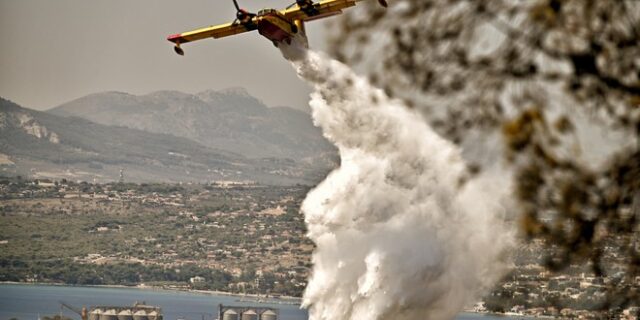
[326,0,639,312]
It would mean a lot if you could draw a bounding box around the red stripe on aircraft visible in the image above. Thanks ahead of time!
[167,34,185,43]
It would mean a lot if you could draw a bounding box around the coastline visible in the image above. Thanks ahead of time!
[460,311,551,319]
[0,281,303,305]
[1,282,538,319]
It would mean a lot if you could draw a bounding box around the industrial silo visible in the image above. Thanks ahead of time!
[147,310,158,320]
[90,308,103,320]
[133,309,148,320]
[260,310,277,320]
[222,309,239,320]
[100,309,118,320]
[117,309,133,320]
[241,310,257,320]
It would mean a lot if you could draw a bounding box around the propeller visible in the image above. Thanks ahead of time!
[287,0,387,11]
[232,0,255,23]
[287,0,310,10]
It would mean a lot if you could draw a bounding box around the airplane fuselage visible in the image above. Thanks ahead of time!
[255,9,304,46]
[166,0,381,55]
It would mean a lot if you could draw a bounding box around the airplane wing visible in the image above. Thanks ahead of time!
[281,0,358,22]
[167,21,255,45]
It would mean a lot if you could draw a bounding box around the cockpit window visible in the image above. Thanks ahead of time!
[257,8,277,16]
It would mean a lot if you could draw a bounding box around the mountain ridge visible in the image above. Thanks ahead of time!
[49,89,335,162]
[1,97,330,184]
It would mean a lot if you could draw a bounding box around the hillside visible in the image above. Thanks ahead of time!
[0,98,327,184]
[49,88,336,163]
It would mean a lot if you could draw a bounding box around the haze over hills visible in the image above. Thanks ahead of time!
[49,88,336,162]
[0,97,333,184]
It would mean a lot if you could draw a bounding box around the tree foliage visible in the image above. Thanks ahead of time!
[326,0,639,310]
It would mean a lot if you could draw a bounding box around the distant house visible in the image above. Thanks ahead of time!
[190,276,205,284]
[38,179,55,187]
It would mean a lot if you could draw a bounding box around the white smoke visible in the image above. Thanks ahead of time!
[281,44,514,320]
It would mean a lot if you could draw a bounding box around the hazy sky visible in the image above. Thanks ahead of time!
[0,0,329,111]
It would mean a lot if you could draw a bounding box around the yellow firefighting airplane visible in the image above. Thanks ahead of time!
[167,0,387,55]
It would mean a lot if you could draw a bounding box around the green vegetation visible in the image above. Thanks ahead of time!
[0,177,312,297]
[0,259,232,290]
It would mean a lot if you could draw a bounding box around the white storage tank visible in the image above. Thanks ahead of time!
[89,308,103,320]
[222,309,239,320]
[241,310,257,320]
[147,310,159,320]
[260,310,277,320]
[133,310,148,320]
[100,309,118,320]
[117,309,133,320]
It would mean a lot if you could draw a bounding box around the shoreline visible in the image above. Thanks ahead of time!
[460,311,550,319]
[1,282,548,318]
[0,281,303,305]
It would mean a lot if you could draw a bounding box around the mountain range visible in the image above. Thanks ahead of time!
[0,89,337,184]
[50,88,334,161]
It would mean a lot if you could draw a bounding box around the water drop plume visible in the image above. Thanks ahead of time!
[281,43,514,320]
